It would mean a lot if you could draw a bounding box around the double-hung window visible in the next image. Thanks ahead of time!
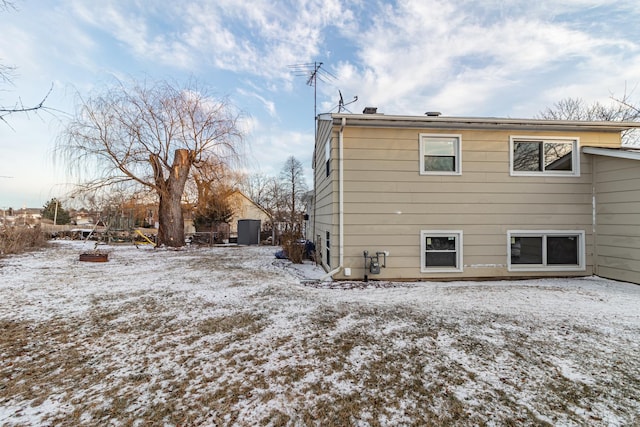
[508,230,585,271]
[510,137,579,176]
[421,230,463,273]
[419,134,462,175]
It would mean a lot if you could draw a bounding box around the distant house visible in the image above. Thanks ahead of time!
[73,209,95,226]
[227,190,272,236]
[308,110,640,283]
[186,190,272,242]
[2,208,41,226]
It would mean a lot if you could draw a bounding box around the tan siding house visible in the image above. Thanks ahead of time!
[585,147,640,284]
[311,112,640,282]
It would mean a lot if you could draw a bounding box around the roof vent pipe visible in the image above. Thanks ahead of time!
[425,111,442,117]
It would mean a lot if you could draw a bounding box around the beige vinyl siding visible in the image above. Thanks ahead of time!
[336,127,615,280]
[593,155,640,284]
[313,118,338,270]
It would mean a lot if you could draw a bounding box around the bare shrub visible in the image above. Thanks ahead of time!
[281,232,304,264]
[0,226,48,256]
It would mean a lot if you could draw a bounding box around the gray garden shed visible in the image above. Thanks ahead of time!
[237,219,261,245]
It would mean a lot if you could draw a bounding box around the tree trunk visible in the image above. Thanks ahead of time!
[157,149,192,247]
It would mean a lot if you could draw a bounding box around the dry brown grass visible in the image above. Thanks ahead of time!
[2,296,637,426]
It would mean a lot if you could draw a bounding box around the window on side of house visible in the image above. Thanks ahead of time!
[325,137,331,177]
[508,230,585,271]
[419,134,462,175]
[510,137,579,176]
[421,230,463,273]
[325,231,331,267]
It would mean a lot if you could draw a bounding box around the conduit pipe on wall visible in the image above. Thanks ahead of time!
[321,117,346,280]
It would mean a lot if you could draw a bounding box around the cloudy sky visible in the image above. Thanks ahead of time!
[1,0,640,209]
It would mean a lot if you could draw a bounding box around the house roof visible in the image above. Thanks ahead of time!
[319,113,640,133]
[229,190,272,219]
[582,146,640,160]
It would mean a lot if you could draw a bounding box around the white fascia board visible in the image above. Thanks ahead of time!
[582,146,640,161]
[332,114,640,132]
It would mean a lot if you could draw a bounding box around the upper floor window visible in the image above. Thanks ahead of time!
[510,137,579,176]
[419,134,462,175]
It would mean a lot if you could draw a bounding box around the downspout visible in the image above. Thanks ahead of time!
[321,117,346,280]
[591,153,598,276]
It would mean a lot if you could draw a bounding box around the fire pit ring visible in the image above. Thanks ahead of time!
[79,253,109,262]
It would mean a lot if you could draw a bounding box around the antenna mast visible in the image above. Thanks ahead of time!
[289,61,335,139]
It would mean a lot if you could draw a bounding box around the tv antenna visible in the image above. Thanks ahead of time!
[289,61,336,138]
[334,90,358,113]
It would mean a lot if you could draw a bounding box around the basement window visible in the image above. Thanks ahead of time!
[508,230,585,271]
[419,134,462,175]
[421,230,463,273]
[510,137,579,176]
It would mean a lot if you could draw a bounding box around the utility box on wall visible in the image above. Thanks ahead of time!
[237,219,261,245]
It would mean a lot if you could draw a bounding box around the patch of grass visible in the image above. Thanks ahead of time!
[197,312,265,338]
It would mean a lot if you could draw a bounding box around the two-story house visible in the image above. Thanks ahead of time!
[309,110,640,283]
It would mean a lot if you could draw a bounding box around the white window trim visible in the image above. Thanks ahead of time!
[509,136,580,177]
[507,230,586,272]
[421,230,463,273]
[419,133,462,176]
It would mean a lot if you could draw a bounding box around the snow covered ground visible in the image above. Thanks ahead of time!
[1,240,639,426]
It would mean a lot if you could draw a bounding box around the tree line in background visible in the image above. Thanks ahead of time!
[37,153,309,242]
[537,92,640,145]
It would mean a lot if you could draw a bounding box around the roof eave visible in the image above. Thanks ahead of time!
[330,114,640,132]
[583,146,640,160]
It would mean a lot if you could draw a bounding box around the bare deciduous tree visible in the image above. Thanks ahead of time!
[0,0,16,12]
[0,0,52,125]
[241,172,272,211]
[280,156,308,232]
[537,92,640,146]
[189,160,241,234]
[57,79,243,247]
[188,158,242,209]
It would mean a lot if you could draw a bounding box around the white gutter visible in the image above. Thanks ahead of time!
[321,117,346,280]
[330,113,640,132]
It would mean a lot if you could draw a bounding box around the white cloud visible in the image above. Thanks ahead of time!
[327,0,640,116]
[63,0,355,84]
[241,116,314,184]
[236,88,277,118]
